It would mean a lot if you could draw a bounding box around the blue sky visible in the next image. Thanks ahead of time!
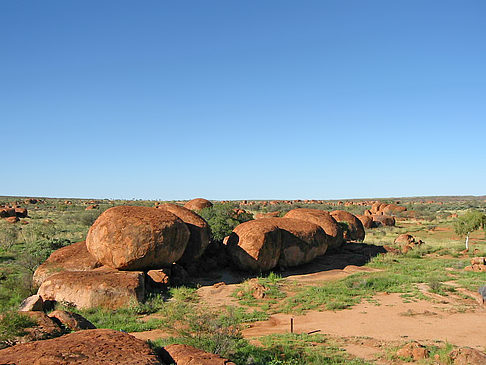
[1,1,485,200]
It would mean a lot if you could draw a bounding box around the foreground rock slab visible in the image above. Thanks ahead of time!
[0,329,165,364]
[38,269,145,309]
[161,344,235,365]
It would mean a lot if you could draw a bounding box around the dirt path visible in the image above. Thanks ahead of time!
[242,293,486,350]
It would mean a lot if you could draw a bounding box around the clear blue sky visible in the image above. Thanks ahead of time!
[1,1,485,200]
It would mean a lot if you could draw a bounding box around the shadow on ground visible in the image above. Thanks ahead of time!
[194,242,387,286]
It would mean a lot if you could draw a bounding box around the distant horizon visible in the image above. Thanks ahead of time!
[1,193,485,202]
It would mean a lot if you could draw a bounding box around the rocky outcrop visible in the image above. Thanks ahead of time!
[33,241,101,287]
[86,206,190,270]
[0,329,165,364]
[37,269,145,309]
[183,198,213,211]
[449,347,486,365]
[284,208,343,250]
[18,295,43,312]
[157,203,210,263]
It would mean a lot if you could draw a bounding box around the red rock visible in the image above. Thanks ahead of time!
[14,208,28,218]
[226,219,282,272]
[157,203,210,262]
[38,269,145,309]
[0,329,164,364]
[356,214,373,229]
[33,241,101,287]
[48,310,96,331]
[449,347,486,365]
[86,206,190,270]
[330,210,365,241]
[284,208,343,250]
[5,216,19,223]
[183,198,213,211]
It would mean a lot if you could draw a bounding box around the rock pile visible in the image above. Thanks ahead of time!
[394,234,424,253]
[464,257,486,272]
[0,206,28,223]
[32,205,211,309]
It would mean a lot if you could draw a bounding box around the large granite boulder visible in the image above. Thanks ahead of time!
[157,203,210,263]
[284,208,344,250]
[86,206,190,270]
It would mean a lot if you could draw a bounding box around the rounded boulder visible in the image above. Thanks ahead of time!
[284,208,344,250]
[184,198,213,211]
[157,203,210,262]
[86,206,190,270]
[330,210,365,242]
[226,219,282,272]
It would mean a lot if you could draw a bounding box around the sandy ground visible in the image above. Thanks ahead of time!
[242,293,486,350]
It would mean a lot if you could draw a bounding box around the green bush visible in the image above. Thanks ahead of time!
[0,311,37,347]
[198,204,253,242]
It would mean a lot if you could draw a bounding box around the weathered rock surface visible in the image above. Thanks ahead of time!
[33,241,101,287]
[263,217,328,268]
[226,219,282,272]
[284,208,343,250]
[356,214,373,229]
[48,310,96,331]
[86,206,190,270]
[161,344,235,365]
[330,210,365,241]
[19,295,43,312]
[157,203,210,263]
[449,347,486,365]
[0,329,165,364]
[371,214,396,227]
[183,198,213,211]
[396,341,428,360]
[37,269,145,309]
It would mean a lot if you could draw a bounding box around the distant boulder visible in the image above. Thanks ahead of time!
[86,206,190,270]
[372,214,396,227]
[184,198,213,211]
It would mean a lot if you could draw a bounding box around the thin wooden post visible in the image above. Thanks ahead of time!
[290,317,294,333]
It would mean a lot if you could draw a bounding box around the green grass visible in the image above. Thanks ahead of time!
[0,311,37,347]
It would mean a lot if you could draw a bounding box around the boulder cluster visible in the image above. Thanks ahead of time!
[464,257,486,272]
[225,208,364,272]
[0,205,28,223]
[33,203,211,309]
[358,201,407,228]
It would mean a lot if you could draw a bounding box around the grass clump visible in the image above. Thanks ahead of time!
[0,311,37,347]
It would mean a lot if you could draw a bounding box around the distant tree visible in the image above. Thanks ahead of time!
[198,204,253,242]
[453,210,486,250]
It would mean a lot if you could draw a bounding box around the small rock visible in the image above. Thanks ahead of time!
[48,310,96,331]
[449,347,486,365]
[19,295,43,312]
[146,268,171,289]
[161,343,235,365]
[397,341,428,360]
